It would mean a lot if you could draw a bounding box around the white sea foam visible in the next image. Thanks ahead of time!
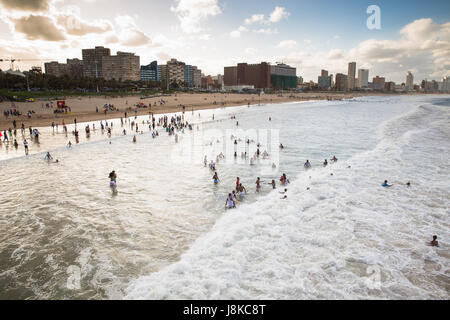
[125,97,450,300]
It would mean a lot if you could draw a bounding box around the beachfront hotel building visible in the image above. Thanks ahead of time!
[224,62,271,89]
[102,52,140,81]
[357,69,369,88]
[270,63,298,89]
[347,62,356,90]
[82,46,111,78]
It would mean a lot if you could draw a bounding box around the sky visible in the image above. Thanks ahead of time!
[0,0,449,83]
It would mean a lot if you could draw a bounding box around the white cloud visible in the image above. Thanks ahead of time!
[276,40,298,49]
[304,39,311,44]
[268,6,290,23]
[254,28,278,35]
[229,30,241,38]
[245,47,258,55]
[277,18,450,82]
[244,14,265,25]
[170,0,221,34]
[229,26,247,38]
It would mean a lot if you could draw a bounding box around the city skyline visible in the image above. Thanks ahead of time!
[0,0,449,83]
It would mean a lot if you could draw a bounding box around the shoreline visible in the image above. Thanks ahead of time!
[0,91,434,131]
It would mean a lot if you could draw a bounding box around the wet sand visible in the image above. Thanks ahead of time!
[0,91,414,130]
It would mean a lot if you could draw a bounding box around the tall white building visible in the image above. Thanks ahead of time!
[406,71,414,90]
[357,69,369,88]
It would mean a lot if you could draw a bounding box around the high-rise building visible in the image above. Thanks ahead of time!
[184,65,193,87]
[318,75,332,89]
[406,71,414,90]
[102,52,140,81]
[347,62,356,90]
[224,62,271,89]
[140,61,158,81]
[44,61,69,77]
[192,66,202,88]
[321,69,328,77]
[270,63,297,89]
[357,69,369,88]
[82,46,111,78]
[160,58,186,87]
[67,58,84,77]
[335,73,348,91]
[372,76,385,90]
[441,76,450,93]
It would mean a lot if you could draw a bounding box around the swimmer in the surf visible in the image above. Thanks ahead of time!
[304,160,311,169]
[279,144,284,149]
[406,182,411,188]
[381,180,393,188]
[268,179,276,189]
[238,184,247,199]
[232,191,239,203]
[280,173,290,186]
[280,188,288,194]
[213,172,220,184]
[225,194,235,209]
[133,135,136,143]
[331,156,338,162]
[44,152,53,161]
[109,170,117,187]
[430,235,439,247]
[255,177,261,192]
[323,159,328,167]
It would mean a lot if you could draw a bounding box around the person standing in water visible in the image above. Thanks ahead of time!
[225,193,235,209]
[304,160,311,169]
[23,139,29,155]
[109,171,117,187]
[268,179,276,189]
[255,177,261,192]
[236,177,240,191]
[213,172,220,184]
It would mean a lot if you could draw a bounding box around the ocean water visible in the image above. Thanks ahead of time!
[0,95,448,299]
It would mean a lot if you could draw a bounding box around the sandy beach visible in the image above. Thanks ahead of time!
[0,91,405,131]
